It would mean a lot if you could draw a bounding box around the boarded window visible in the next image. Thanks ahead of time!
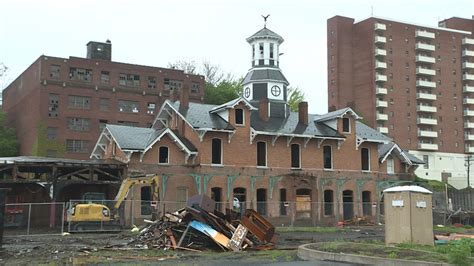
[323,145,332,169]
[212,138,222,164]
[342,117,350,133]
[291,144,300,168]
[159,147,169,164]
[323,190,334,216]
[256,141,266,167]
[235,109,244,125]
[361,148,370,171]
[296,188,311,218]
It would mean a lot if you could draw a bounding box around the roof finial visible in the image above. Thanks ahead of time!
[262,14,270,28]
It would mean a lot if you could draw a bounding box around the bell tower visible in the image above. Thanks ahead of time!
[242,17,290,118]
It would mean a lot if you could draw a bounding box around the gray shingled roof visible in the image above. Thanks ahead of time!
[210,97,256,113]
[403,151,425,164]
[171,101,235,130]
[355,122,392,142]
[246,27,284,43]
[242,68,289,85]
[251,111,344,138]
[377,142,425,165]
[107,124,160,150]
[314,107,361,122]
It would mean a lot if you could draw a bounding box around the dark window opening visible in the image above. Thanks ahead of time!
[211,187,222,211]
[256,188,267,215]
[148,76,156,89]
[212,138,222,164]
[362,191,371,216]
[361,148,370,171]
[159,147,169,164]
[291,144,300,168]
[279,189,287,216]
[257,141,266,167]
[233,187,246,213]
[343,190,354,220]
[270,43,274,59]
[141,186,152,215]
[342,117,350,133]
[48,94,59,117]
[323,145,332,169]
[324,190,334,216]
[235,108,244,125]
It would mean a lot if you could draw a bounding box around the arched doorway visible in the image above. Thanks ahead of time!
[343,190,354,220]
[211,187,222,211]
[296,188,311,219]
[233,187,246,213]
[256,188,267,215]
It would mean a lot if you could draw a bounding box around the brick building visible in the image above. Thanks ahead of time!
[2,40,205,160]
[327,16,474,188]
[91,25,423,225]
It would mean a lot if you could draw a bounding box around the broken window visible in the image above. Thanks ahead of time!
[49,65,60,79]
[67,117,91,131]
[100,71,110,84]
[323,190,334,216]
[191,82,200,93]
[118,73,140,87]
[235,108,244,125]
[211,138,222,164]
[69,67,92,82]
[48,94,59,117]
[159,146,169,164]
[361,148,370,171]
[362,191,371,216]
[147,102,156,115]
[323,145,332,169]
[148,76,156,89]
[68,95,91,109]
[118,100,139,113]
[291,144,300,168]
[47,127,58,140]
[342,117,350,133]
[164,79,182,91]
[66,139,89,153]
[99,98,109,111]
[256,141,266,167]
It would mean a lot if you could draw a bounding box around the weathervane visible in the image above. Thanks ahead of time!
[262,14,270,28]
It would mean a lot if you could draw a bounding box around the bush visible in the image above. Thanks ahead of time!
[447,238,472,266]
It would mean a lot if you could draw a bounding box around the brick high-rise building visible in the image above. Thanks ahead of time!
[327,16,474,188]
[2,40,205,159]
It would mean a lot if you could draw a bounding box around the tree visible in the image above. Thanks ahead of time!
[287,86,306,112]
[168,60,242,105]
[0,112,19,156]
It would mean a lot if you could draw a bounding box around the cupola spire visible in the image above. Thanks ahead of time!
[262,14,270,28]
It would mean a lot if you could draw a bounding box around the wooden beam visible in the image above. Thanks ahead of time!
[55,168,90,180]
[93,167,121,181]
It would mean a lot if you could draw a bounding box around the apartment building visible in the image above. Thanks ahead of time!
[2,41,205,159]
[327,15,474,188]
[91,24,423,225]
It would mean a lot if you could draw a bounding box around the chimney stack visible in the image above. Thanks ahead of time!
[298,101,309,125]
[259,98,269,122]
[180,84,190,109]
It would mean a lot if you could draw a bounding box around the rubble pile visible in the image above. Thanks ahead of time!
[128,195,276,252]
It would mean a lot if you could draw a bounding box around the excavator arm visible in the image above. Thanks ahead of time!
[113,175,160,210]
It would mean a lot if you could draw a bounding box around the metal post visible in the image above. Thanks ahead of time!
[27,203,31,235]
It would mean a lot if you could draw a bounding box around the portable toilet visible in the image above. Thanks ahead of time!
[383,185,434,246]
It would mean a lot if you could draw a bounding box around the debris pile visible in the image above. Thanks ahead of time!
[128,195,276,252]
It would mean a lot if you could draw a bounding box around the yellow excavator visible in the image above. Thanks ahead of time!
[67,175,160,232]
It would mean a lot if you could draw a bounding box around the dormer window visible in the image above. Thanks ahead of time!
[342,117,350,133]
[159,146,169,164]
[235,109,244,125]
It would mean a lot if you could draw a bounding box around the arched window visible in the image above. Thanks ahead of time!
[361,148,370,171]
[387,157,394,174]
[235,109,244,125]
[291,144,301,169]
[257,141,267,167]
[323,145,332,169]
[323,190,334,216]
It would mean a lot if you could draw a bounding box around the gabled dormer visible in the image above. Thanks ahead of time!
[209,97,257,127]
[314,107,361,134]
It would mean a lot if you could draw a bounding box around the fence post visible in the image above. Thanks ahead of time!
[27,203,32,235]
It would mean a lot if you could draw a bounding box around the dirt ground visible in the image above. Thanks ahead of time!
[0,226,384,265]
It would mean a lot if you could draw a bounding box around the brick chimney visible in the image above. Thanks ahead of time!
[259,98,269,122]
[180,84,190,109]
[298,101,308,125]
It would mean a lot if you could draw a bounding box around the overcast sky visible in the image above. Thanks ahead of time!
[1,0,472,113]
